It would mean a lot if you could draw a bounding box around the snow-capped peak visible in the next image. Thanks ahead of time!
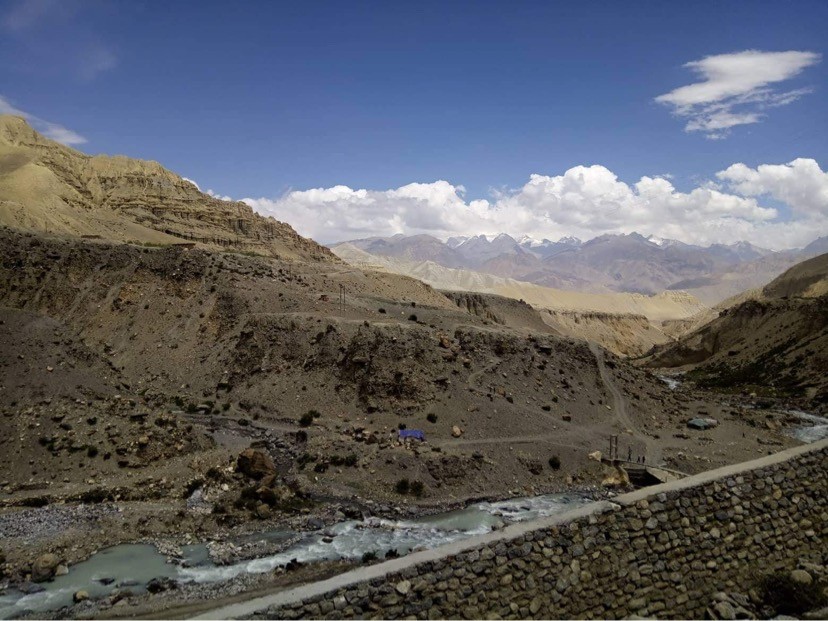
[557,236,582,246]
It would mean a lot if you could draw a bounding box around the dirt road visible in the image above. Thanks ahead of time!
[588,342,662,465]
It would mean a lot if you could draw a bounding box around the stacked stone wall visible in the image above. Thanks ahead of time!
[202,440,828,620]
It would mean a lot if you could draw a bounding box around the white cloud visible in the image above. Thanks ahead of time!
[206,189,234,201]
[182,177,200,190]
[656,50,821,139]
[717,158,828,216]
[240,159,828,250]
[0,94,87,145]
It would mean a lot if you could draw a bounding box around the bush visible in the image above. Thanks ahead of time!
[378,308,386,314]
[344,453,358,467]
[313,462,328,473]
[426,413,438,424]
[295,430,308,442]
[361,551,377,563]
[398,423,407,430]
[222,402,231,411]
[395,478,410,494]
[205,466,222,480]
[408,314,418,322]
[548,455,561,470]
[410,481,425,497]
[299,412,314,427]
[86,446,99,458]
[308,409,321,419]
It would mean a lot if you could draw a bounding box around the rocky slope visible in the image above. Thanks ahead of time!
[0,115,334,262]
[645,253,828,408]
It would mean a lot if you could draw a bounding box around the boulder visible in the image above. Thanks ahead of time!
[73,590,89,603]
[601,466,630,488]
[790,569,813,586]
[451,425,463,438]
[687,417,719,430]
[237,448,276,480]
[588,450,603,462]
[31,553,60,582]
[146,577,178,594]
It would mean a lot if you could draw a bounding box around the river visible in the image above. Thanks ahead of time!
[0,493,587,618]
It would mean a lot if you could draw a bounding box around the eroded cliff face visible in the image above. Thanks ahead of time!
[0,115,336,262]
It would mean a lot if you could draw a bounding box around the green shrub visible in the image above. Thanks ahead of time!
[344,453,358,467]
[410,481,425,497]
[408,314,418,322]
[548,455,561,470]
[299,412,314,427]
[395,478,410,494]
[426,413,438,424]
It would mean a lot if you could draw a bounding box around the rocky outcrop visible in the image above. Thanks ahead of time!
[237,448,277,480]
[0,115,336,263]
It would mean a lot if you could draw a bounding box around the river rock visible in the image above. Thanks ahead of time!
[237,448,276,480]
[451,425,463,438]
[396,580,411,595]
[687,417,719,430]
[73,590,89,603]
[146,577,178,594]
[18,582,45,594]
[790,569,813,585]
[31,553,59,582]
[55,564,69,576]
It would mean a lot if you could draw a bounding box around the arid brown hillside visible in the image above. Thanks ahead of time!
[0,115,334,262]
[645,253,828,408]
[1,228,770,505]
[0,227,805,583]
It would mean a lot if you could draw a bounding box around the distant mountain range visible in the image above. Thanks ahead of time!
[334,232,828,305]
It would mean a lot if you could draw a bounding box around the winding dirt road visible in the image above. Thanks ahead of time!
[588,342,662,465]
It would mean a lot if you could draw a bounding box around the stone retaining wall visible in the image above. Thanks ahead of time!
[200,440,828,620]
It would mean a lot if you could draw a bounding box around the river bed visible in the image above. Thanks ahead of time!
[0,493,588,618]
[784,410,828,443]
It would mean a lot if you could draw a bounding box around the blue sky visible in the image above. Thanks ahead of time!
[1,0,827,247]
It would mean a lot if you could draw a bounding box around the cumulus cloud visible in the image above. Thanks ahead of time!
[656,50,821,139]
[717,158,828,216]
[240,159,828,250]
[0,94,87,145]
